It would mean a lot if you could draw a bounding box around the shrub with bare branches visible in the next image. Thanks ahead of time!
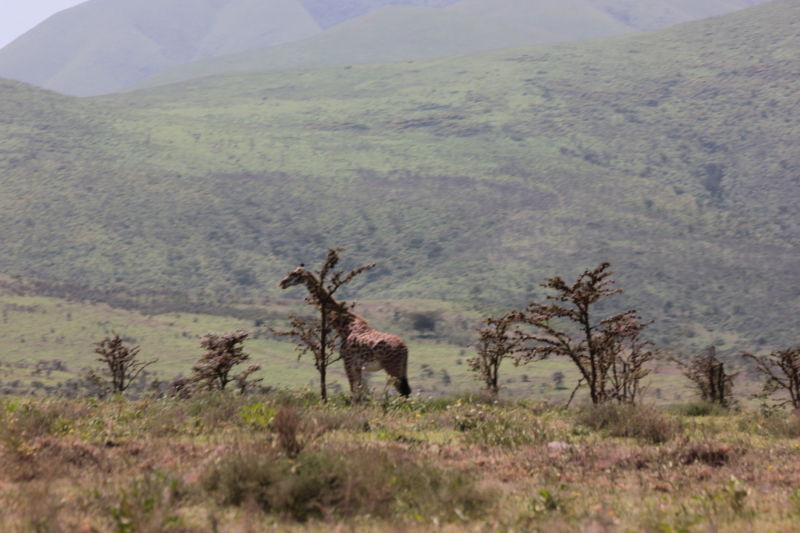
[191,330,261,392]
[468,313,521,396]
[89,332,156,394]
[742,346,800,409]
[672,346,736,407]
[514,262,655,405]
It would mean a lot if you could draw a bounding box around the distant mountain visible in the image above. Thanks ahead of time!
[0,0,321,96]
[449,0,772,36]
[0,0,774,96]
[132,0,774,91]
[448,0,636,41]
[298,0,461,30]
[129,5,562,91]
[589,0,773,31]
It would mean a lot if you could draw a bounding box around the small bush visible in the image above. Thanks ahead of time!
[463,411,551,448]
[274,407,303,457]
[740,412,800,438]
[575,404,682,444]
[203,444,490,522]
[674,401,729,417]
[96,471,189,533]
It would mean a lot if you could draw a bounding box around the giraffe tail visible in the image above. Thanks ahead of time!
[399,377,411,397]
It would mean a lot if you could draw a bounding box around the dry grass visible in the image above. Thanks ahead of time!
[0,393,799,531]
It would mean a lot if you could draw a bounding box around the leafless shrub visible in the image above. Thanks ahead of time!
[191,330,261,392]
[672,346,736,407]
[89,332,156,394]
[742,345,800,409]
[515,263,656,405]
[468,312,521,396]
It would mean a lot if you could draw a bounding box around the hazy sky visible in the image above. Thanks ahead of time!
[0,0,88,49]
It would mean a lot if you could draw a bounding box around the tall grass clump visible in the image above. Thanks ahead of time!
[575,403,682,444]
[203,444,490,522]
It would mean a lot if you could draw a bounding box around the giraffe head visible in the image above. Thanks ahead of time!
[278,264,308,290]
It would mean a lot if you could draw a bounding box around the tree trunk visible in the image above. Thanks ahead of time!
[320,365,327,402]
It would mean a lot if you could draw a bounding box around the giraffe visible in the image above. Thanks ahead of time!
[278,265,411,397]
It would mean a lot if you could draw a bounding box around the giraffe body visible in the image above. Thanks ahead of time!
[279,266,411,397]
[336,313,411,396]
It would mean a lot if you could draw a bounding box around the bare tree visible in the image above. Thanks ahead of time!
[278,248,374,401]
[672,346,736,407]
[191,329,261,392]
[271,314,338,401]
[514,263,655,405]
[742,346,800,409]
[468,312,521,396]
[91,332,156,394]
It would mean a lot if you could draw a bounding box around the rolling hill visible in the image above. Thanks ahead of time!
[0,0,774,96]
[132,0,773,91]
[1,0,799,354]
[0,0,321,96]
[129,5,562,91]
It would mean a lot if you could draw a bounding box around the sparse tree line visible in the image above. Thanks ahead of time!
[11,250,799,413]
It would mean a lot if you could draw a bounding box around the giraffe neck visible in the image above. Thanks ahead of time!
[301,271,340,311]
[300,272,366,336]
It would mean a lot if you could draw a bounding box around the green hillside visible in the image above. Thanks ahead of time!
[0,0,321,96]
[1,0,799,354]
[130,5,562,91]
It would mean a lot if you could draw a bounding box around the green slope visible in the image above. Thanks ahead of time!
[1,0,799,353]
[130,5,562,91]
[0,0,321,97]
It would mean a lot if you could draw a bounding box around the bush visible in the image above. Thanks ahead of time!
[462,410,552,448]
[575,404,682,444]
[203,444,490,522]
[673,401,729,417]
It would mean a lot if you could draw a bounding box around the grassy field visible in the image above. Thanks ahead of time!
[1,0,799,356]
[1,392,799,532]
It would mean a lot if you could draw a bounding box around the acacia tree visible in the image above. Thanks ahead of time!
[742,346,800,409]
[672,346,736,407]
[514,262,655,405]
[278,248,374,402]
[91,332,156,394]
[271,314,338,401]
[468,312,522,396]
[191,329,262,392]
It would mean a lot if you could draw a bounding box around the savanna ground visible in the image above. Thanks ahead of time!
[2,391,800,533]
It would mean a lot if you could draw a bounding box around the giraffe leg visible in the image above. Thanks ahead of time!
[342,352,364,402]
[386,346,411,397]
